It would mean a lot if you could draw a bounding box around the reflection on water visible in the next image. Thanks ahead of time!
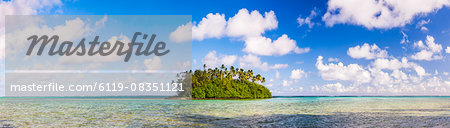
[1,97,449,127]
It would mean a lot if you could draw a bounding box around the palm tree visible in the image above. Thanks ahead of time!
[232,66,237,79]
[247,70,253,81]
[256,74,262,82]
[221,64,225,70]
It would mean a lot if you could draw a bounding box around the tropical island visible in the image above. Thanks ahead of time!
[175,64,272,99]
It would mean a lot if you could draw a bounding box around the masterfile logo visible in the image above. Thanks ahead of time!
[6,15,191,70]
[26,32,170,62]
[4,15,192,97]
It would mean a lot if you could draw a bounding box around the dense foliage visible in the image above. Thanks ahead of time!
[176,64,272,99]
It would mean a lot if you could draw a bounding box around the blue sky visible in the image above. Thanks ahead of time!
[1,0,450,96]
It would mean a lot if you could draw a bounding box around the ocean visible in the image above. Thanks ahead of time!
[1,96,449,127]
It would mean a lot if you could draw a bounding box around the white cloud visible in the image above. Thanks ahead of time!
[290,69,307,80]
[192,8,278,40]
[169,22,192,43]
[316,56,372,83]
[417,19,430,32]
[417,19,430,27]
[369,68,393,86]
[192,13,227,41]
[314,75,450,95]
[270,64,289,69]
[243,34,309,56]
[193,8,309,56]
[202,50,237,68]
[347,43,388,60]
[221,55,238,66]
[411,35,443,61]
[446,46,450,53]
[238,54,295,72]
[144,56,162,71]
[444,72,449,76]
[328,57,339,62]
[400,31,409,44]
[322,0,450,29]
[95,15,107,27]
[294,47,311,54]
[420,26,429,32]
[314,49,448,95]
[391,69,408,80]
[372,57,409,70]
[372,57,428,77]
[313,54,446,94]
[226,8,278,38]
[413,65,428,77]
[203,52,285,71]
[239,54,269,71]
[297,9,318,28]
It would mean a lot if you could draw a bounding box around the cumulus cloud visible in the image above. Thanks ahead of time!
[221,55,238,66]
[312,53,447,95]
[314,73,449,95]
[316,56,372,83]
[192,8,277,40]
[202,50,237,68]
[411,35,443,61]
[239,54,269,71]
[243,34,307,56]
[347,43,388,60]
[239,54,297,72]
[446,46,450,53]
[192,13,227,41]
[290,69,307,80]
[192,8,309,56]
[322,0,450,29]
[203,51,285,72]
[371,57,428,77]
[226,9,278,38]
[372,57,410,70]
[169,22,192,43]
[297,9,318,28]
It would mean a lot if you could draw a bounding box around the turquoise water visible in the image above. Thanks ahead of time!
[1,97,449,127]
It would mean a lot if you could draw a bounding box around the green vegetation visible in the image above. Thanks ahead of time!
[175,64,272,99]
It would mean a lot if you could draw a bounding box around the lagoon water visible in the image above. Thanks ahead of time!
[1,97,449,127]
